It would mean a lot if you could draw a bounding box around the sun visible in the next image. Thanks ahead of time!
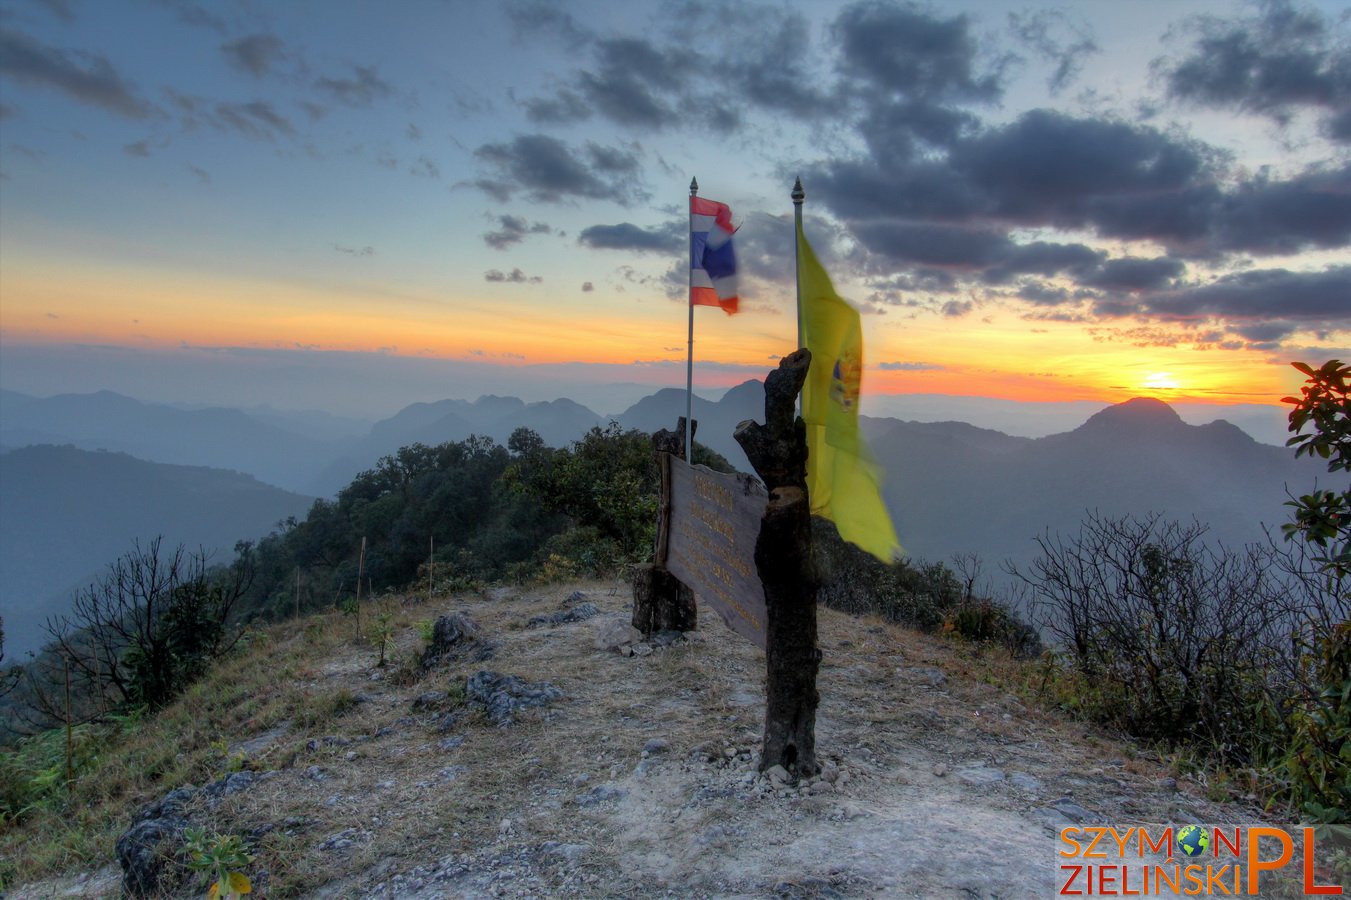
[1143,372,1180,391]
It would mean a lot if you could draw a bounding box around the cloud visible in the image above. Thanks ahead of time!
[472,133,645,204]
[1141,265,1351,323]
[123,139,152,157]
[316,65,392,107]
[188,165,210,183]
[1080,256,1186,292]
[213,100,295,140]
[504,0,593,44]
[483,214,553,250]
[333,244,375,256]
[1159,0,1351,143]
[581,281,594,292]
[1008,9,1099,94]
[878,361,945,371]
[577,222,679,253]
[832,2,1002,103]
[410,155,439,179]
[0,28,152,118]
[485,268,543,284]
[221,33,286,76]
[406,123,421,141]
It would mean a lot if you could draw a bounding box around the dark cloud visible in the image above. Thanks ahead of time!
[1159,0,1351,143]
[316,65,392,107]
[730,12,837,118]
[833,2,1001,102]
[581,281,594,292]
[982,241,1104,284]
[1014,281,1074,306]
[951,110,1212,224]
[1080,256,1186,292]
[485,268,543,284]
[1142,265,1351,322]
[483,214,553,250]
[1207,164,1351,255]
[1008,9,1099,94]
[504,0,593,44]
[123,139,151,157]
[851,222,1012,269]
[0,28,152,118]
[473,134,645,204]
[577,222,679,253]
[521,88,592,124]
[221,34,286,77]
[334,244,374,257]
[214,100,295,140]
[942,299,975,317]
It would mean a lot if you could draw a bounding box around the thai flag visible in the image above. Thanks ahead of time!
[690,196,738,314]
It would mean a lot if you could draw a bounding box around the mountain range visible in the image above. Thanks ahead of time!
[1,385,1324,658]
[0,445,313,661]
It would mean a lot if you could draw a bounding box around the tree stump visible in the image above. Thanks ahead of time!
[734,349,820,777]
[631,563,696,634]
[632,417,697,638]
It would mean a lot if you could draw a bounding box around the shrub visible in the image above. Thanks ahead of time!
[1010,512,1337,767]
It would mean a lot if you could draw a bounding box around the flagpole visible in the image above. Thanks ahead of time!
[793,177,805,418]
[686,176,697,463]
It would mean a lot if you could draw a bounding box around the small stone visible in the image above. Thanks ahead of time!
[633,643,653,657]
[1048,798,1095,823]
[1161,777,1178,791]
[809,780,835,795]
[593,620,642,651]
[932,763,948,777]
[821,764,840,784]
[724,746,738,759]
[499,818,513,835]
[642,738,670,755]
[955,766,1005,786]
[1009,772,1043,794]
[765,764,790,785]
[344,751,358,761]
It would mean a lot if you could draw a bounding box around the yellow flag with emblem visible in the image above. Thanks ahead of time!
[798,218,902,563]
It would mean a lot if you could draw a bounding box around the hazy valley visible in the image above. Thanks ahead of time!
[0,384,1323,662]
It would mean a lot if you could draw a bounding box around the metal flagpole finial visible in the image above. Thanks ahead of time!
[792,177,804,204]
[690,177,699,196]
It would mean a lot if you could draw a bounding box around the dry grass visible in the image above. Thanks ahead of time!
[6,580,1327,898]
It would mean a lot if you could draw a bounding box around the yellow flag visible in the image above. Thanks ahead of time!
[798,218,902,563]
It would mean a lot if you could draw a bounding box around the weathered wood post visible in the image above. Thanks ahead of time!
[632,417,697,636]
[734,349,820,776]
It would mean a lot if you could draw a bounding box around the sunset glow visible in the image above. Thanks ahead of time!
[0,0,1346,421]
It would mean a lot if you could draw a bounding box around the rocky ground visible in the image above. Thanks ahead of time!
[8,581,1293,899]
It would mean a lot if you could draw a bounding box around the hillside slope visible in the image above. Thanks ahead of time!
[7,583,1301,899]
[0,445,314,660]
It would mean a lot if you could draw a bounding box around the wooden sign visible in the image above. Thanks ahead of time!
[659,456,768,649]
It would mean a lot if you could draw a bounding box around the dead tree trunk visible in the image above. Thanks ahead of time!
[632,417,697,638]
[734,349,820,777]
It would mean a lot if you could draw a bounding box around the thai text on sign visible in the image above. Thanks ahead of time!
[661,457,768,649]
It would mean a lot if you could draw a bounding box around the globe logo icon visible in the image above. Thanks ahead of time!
[1177,825,1209,858]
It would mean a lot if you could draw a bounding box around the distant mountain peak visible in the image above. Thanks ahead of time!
[1080,397,1183,432]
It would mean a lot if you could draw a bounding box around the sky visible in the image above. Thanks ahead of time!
[1,0,1348,427]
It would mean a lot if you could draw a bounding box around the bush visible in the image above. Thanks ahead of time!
[1010,512,1337,766]
[814,518,1039,656]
